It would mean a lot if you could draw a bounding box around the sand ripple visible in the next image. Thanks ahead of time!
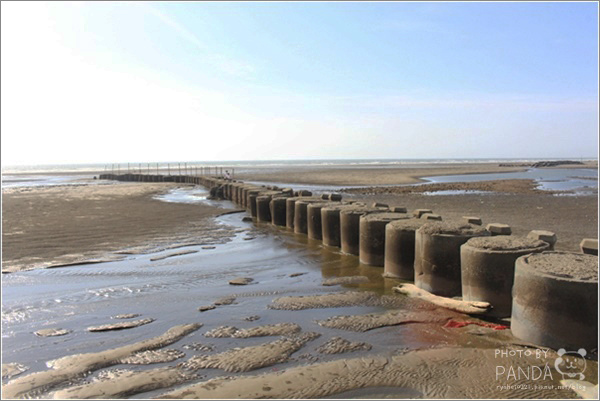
[180,332,320,373]
[269,291,405,310]
[2,323,202,399]
[316,337,372,354]
[203,323,301,338]
[316,310,448,332]
[160,347,578,399]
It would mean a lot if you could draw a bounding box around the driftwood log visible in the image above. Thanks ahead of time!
[392,283,492,315]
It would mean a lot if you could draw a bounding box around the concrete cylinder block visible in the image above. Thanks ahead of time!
[511,251,598,350]
[256,195,273,222]
[527,230,557,250]
[321,194,330,200]
[340,207,380,256]
[359,212,410,267]
[307,202,335,240]
[413,209,433,218]
[321,204,355,248]
[414,221,490,297]
[270,197,289,227]
[486,223,512,236]
[286,197,299,230]
[246,190,260,212]
[463,216,482,225]
[329,194,343,201]
[372,202,388,208]
[580,238,598,255]
[384,219,427,280]
[390,207,407,213]
[294,199,323,235]
[461,236,549,317]
[421,213,442,221]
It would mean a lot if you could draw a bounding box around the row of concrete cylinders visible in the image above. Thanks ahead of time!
[100,174,597,351]
[99,173,218,186]
[212,178,597,351]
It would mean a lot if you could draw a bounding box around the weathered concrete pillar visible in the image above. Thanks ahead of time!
[580,238,598,255]
[414,222,490,297]
[372,202,388,208]
[383,219,427,280]
[359,212,409,266]
[270,197,289,227]
[294,199,323,235]
[286,197,298,230]
[321,204,355,248]
[256,195,273,222]
[527,230,557,250]
[461,236,549,317]
[340,207,379,256]
[329,194,342,201]
[249,193,260,218]
[486,223,512,236]
[390,207,407,213]
[421,213,442,221]
[307,202,336,241]
[511,251,598,350]
[247,190,261,213]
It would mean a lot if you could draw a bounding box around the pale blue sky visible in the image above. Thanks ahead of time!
[1,1,598,165]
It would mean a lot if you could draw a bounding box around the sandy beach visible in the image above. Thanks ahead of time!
[1,162,598,399]
[2,181,238,273]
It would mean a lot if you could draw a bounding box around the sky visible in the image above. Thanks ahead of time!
[1,1,598,165]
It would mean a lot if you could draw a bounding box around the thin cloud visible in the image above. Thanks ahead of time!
[140,3,256,79]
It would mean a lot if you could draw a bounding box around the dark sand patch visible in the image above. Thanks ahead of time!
[322,276,370,286]
[180,332,321,373]
[120,349,185,365]
[243,315,261,322]
[198,305,216,312]
[52,367,197,399]
[316,310,449,332]
[2,363,28,380]
[87,318,155,332]
[160,347,580,399]
[2,323,202,399]
[34,328,71,337]
[316,337,372,354]
[289,272,307,277]
[203,323,301,338]
[150,250,198,262]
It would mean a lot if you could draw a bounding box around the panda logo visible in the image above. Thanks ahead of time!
[554,349,587,380]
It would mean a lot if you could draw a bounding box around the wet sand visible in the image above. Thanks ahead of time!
[2,164,598,399]
[234,161,597,186]
[2,181,235,273]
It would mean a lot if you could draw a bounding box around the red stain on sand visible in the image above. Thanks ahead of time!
[444,319,508,330]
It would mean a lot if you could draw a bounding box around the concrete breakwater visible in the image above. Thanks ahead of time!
[100,173,598,351]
